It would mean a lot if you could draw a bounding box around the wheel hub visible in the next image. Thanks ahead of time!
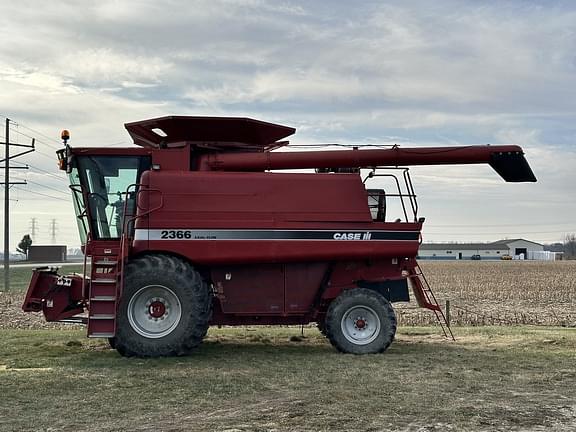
[127,285,182,339]
[340,305,382,345]
[355,318,367,330]
[148,300,166,319]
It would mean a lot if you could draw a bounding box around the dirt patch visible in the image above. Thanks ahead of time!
[0,291,82,330]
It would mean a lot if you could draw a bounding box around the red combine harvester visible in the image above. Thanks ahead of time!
[22,116,536,357]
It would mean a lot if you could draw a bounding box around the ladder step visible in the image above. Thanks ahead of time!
[94,260,118,266]
[91,295,116,301]
[90,314,115,320]
[88,253,120,340]
[89,332,115,338]
[59,317,88,325]
[91,278,116,284]
[90,285,116,298]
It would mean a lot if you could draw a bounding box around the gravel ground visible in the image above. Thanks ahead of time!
[0,292,81,330]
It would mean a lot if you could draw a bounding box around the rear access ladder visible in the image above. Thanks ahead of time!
[408,261,455,340]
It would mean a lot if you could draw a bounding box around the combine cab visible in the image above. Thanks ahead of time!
[23,116,536,356]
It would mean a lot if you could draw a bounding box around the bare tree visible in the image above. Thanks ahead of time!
[564,233,576,259]
[16,234,33,259]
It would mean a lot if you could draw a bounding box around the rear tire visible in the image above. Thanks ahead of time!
[325,288,396,354]
[115,255,211,357]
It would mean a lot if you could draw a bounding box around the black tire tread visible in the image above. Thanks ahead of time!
[325,288,396,354]
[115,254,211,357]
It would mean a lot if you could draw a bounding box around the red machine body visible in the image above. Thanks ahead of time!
[22,116,536,356]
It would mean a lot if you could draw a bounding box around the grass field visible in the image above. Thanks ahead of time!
[1,261,575,431]
[1,326,576,431]
[0,262,576,432]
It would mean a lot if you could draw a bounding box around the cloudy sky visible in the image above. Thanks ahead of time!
[0,0,575,249]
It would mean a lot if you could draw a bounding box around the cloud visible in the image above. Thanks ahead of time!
[0,67,78,94]
[1,0,575,246]
[54,49,170,89]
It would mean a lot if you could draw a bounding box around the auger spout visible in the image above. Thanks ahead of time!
[200,145,537,182]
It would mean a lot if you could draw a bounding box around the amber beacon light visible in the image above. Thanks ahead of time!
[61,129,70,145]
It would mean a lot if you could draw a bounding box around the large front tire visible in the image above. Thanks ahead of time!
[325,288,396,354]
[115,255,211,357]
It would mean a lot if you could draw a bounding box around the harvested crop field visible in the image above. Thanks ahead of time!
[2,261,575,330]
[397,260,576,327]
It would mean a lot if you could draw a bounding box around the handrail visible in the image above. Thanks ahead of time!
[402,169,418,222]
[119,184,164,298]
[365,167,419,223]
[120,184,164,238]
[82,231,91,302]
[69,184,90,241]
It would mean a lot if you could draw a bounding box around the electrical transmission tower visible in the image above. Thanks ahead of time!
[49,219,58,244]
[29,217,38,241]
[2,118,35,289]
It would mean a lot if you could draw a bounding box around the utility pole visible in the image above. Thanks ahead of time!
[30,217,38,240]
[49,219,58,244]
[2,118,35,290]
[3,119,7,291]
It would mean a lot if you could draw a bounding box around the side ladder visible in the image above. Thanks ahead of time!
[87,256,120,338]
[86,184,160,338]
[407,261,455,340]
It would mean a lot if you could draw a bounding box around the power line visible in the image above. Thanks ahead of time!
[2,118,35,290]
[24,166,68,183]
[0,115,62,148]
[33,147,58,161]
[13,186,70,202]
[0,131,57,163]
[10,126,60,151]
[9,122,62,148]
[20,124,62,149]
[13,160,68,182]
[19,178,70,196]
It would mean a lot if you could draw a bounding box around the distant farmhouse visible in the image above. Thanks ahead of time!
[418,239,554,260]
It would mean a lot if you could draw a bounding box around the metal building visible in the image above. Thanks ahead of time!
[418,239,544,260]
[27,245,67,262]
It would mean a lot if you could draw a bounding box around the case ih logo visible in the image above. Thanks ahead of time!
[333,232,372,240]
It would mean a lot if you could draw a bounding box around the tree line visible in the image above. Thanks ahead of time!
[544,233,576,259]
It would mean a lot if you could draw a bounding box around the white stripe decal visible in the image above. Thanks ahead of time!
[133,229,420,242]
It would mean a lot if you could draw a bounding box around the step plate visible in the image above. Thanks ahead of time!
[88,332,115,338]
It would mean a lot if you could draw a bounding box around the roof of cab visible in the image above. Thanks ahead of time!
[124,116,296,152]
